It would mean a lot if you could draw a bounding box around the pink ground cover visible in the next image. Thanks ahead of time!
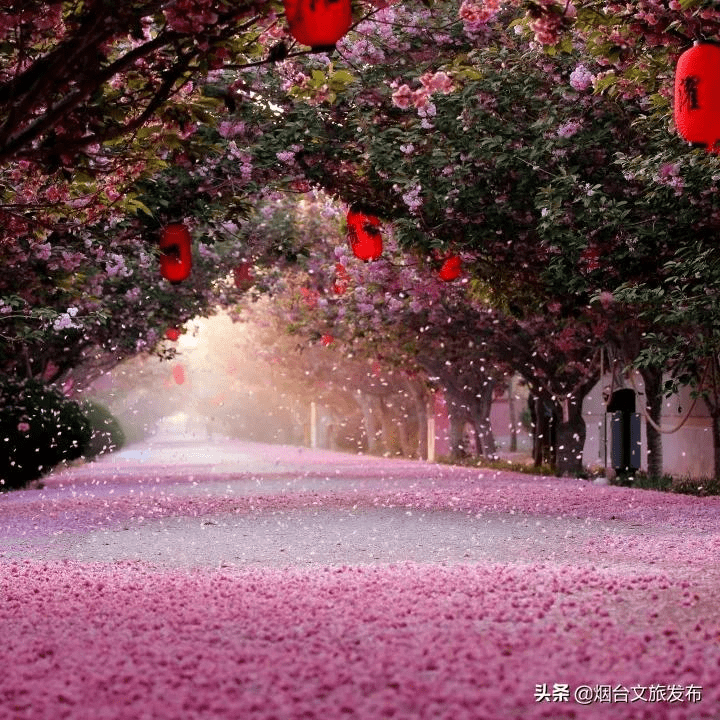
[2,465,719,543]
[2,449,719,719]
[1,559,719,720]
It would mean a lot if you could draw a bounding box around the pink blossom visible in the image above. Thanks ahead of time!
[659,162,681,179]
[569,64,594,92]
[58,251,84,272]
[391,84,414,109]
[459,0,500,26]
[33,242,51,261]
[401,183,423,212]
[16,422,30,432]
[556,120,582,138]
[658,163,685,195]
[276,150,296,164]
[419,71,454,94]
[218,121,245,139]
[44,184,67,203]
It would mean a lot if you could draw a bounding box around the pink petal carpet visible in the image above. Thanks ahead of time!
[1,442,718,719]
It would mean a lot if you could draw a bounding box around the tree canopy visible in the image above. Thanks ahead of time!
[4,0,720,477]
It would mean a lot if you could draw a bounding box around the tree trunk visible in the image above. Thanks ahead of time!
[448,412,466,461]
[378,396,401,456]
[444,389,469,460]
[472,379,496,458]
[555,394,586,477]
[355,391,383,454]
[712,410,720,482]
[508,377,518,452]
[703,388,720,481]
[640,366,663,478]
[405,378,428,460]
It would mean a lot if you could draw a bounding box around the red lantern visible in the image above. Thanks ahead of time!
[165,328,180,341]
[160,223,192,283]
[438,255,462,282]
[233,262,254,288]
[675,42,720,151]
[347,209,383,261]
[283,0,352,50]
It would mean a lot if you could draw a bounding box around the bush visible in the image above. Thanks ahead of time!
[80,400,125,459]
[0,377,91,490]
[610,470,720,496]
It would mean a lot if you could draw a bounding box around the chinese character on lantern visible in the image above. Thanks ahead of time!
[347,208,383,261]
[160,223,192,283]
[675,42,720,152]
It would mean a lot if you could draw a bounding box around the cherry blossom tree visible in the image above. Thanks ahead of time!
[6,0,720,480]
[221,0,720,477]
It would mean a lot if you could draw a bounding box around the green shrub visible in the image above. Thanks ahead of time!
[610,470,720,496]
[80,400,125,459]
[0,377,91,490]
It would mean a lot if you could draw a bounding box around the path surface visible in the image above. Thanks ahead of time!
[1,439,719,720]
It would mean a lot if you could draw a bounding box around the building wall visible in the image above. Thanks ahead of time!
[582,373,714,479]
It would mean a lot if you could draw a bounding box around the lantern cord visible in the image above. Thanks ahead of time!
[625,361,708,434]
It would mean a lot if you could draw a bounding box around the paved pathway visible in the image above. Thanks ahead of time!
[1,439,719,720]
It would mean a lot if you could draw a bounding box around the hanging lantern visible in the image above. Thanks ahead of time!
[160,223,192,283]
[233,262,254,288]
[675,42,720,151]
[283,0,352,51]
[165,328,180,341]
[347,209,383,262]
[438,255,462,282]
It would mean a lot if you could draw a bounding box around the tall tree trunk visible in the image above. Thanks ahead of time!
[378,396,400,456]
[640,366,663,478]
[472,379,496,458]
[508,377,518,452]
[414,387,428,460]
[444,389,470,460]
[448,409,466,461]
[712,410,720,482]
[355,391,384,454]
[702,354,720,480]
[405,379,428,460]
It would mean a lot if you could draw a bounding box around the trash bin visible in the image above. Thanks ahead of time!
[607,389,641,472]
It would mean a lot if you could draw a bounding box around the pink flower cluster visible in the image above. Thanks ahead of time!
[163,0,219,34]
[527,0,576,46]
[391,72,454,113]
[556,119,583,138]
[657,162,685,196]
[569,64,595,92]
[459,0,501,29]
